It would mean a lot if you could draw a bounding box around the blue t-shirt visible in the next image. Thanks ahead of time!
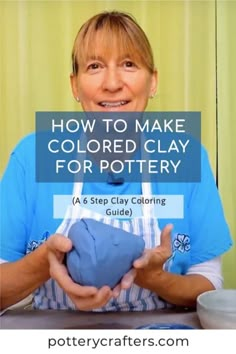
[0,133,232,274]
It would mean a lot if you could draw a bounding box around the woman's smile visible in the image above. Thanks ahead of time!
[97,99,131,111]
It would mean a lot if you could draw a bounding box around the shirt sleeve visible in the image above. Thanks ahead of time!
[186,256,223,289]
[188,147,232,266]
[0,140,35,261]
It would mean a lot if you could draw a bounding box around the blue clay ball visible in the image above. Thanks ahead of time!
[66,218,145,288]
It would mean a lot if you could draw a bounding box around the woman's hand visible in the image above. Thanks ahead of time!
[133,224,173,288]
[113,224,214,307]
[113,224,173,297]
[46,234,113,310]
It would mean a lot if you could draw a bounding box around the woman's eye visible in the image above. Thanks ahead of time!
[124,60,135,68]
[87,62,101,70]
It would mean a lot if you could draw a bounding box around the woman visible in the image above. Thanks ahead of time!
[0,11,232,311]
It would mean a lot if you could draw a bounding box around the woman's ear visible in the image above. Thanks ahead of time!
[149,69,158,98]
[70,73,79,100]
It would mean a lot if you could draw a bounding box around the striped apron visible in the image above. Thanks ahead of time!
[33,180,170,311]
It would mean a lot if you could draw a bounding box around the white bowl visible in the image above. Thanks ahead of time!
[197,289,236,329]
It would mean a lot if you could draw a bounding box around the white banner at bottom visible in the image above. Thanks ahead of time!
[0,329,235,354]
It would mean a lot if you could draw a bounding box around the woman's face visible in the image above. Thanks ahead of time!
[71,40,157,112]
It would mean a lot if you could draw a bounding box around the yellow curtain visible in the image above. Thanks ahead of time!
[217,0,236,288]
[0,0,235,287]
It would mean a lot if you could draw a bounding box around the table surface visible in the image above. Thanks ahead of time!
[0,308,202,329]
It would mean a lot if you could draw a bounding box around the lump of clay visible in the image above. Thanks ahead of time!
[66,218,145,288]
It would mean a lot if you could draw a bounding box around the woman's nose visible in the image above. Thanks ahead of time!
[102,67,123,92]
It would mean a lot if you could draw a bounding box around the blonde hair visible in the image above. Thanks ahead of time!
[72,11,155,74]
